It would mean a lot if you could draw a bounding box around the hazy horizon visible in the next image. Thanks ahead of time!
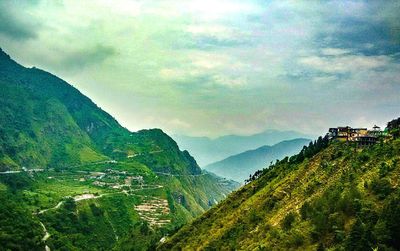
[1,1,399,137]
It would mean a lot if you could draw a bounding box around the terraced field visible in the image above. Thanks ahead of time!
[135,198,171,227]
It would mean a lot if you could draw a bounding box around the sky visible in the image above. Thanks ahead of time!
[0,0,399,137]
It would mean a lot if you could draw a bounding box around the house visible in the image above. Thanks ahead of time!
[328,127,351,141]
[351,135,377,146]
[328,125,380,145]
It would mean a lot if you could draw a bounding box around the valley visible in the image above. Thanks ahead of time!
[1,161,237,250]
[0,49,238,250]
[160,123,400,250]
[1,1,399,250]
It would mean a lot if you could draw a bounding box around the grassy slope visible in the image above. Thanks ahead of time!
[160,139,400,250]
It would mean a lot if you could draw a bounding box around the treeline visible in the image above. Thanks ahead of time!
[246,116,400,183]
[246,135,329,183]
[387,117,400,139]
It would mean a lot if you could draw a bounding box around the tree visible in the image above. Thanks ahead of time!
[345,219,370,251]
[64,197,76,211]
[387,118,400,139]
[281,212,297,231]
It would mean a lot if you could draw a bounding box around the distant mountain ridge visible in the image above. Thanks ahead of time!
[160,129,400,251]
[204,138,311,182]
[173,130,314,166]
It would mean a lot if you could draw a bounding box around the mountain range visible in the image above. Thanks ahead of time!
[3,45,399,251]
[0,48,238,250]
[204,138,311,182]
[160,127,400,250]
[173,130,314,166]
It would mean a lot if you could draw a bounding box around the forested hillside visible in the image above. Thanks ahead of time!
[160,125,400,250]
[0,48,200,175]
[0,48,238,250]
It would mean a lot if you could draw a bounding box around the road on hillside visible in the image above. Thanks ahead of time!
[154,172,207,177]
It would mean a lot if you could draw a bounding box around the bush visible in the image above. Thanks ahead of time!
[89,203,103,216]
[358,153,370,163]
[300,201,313,220]
[281,212,296,231]
[371,178,392,199]
[249,209,262,224]
[345,219,370,251]
[289,231,305,247]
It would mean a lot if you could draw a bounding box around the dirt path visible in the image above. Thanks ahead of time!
[33,182,166,249]
[0,170,21,174]
[37,201,63,215]
[37,184,164,216]
[39,221,51,251]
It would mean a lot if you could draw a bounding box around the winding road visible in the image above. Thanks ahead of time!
[35,183,165,250]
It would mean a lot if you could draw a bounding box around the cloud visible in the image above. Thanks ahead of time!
[299,54,392,74]
[59,45,117,71]
[0,2,41,40]
[212,75,246,88]
[0,0,399,137]
[321,48,351,56]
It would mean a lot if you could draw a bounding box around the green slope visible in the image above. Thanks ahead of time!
[160,130,400,250]
[205,138,311,182]
[0,48,199,175]
[0,48,239,250]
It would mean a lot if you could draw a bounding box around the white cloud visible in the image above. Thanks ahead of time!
[299,54,392,74]
[321,48,351,56]
[96,0,142,17]
[159,68,186,80]
[1,0,399,137]
[212,75,247,88]
[183,0,260,20]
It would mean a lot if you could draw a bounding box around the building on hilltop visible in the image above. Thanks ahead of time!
[328,125,381,146]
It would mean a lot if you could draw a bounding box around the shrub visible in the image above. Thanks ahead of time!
[281,212,296,231]
[249,209,262,224]
[371,178,392,199]
[345,219,370,251]
[300,201,313,220]
[89,203,103,216]
[264,196,278,211]
[290,231,305,247]
[357,153,370,163]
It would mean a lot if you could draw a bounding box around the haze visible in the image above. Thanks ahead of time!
[1,0,399,137]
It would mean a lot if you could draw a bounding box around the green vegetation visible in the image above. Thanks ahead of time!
[160,133,400,250]
[387,117,400,139]
[0,49,238,250]
[0,186,44,250]
[0,168,236,250]
[0,48,201,175]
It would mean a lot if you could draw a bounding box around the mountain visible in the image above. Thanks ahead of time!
[0,48,199,175]
[204,138,311,182]
[160,126,400,250]
[0,48,239,250]
[173,130,314,166]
